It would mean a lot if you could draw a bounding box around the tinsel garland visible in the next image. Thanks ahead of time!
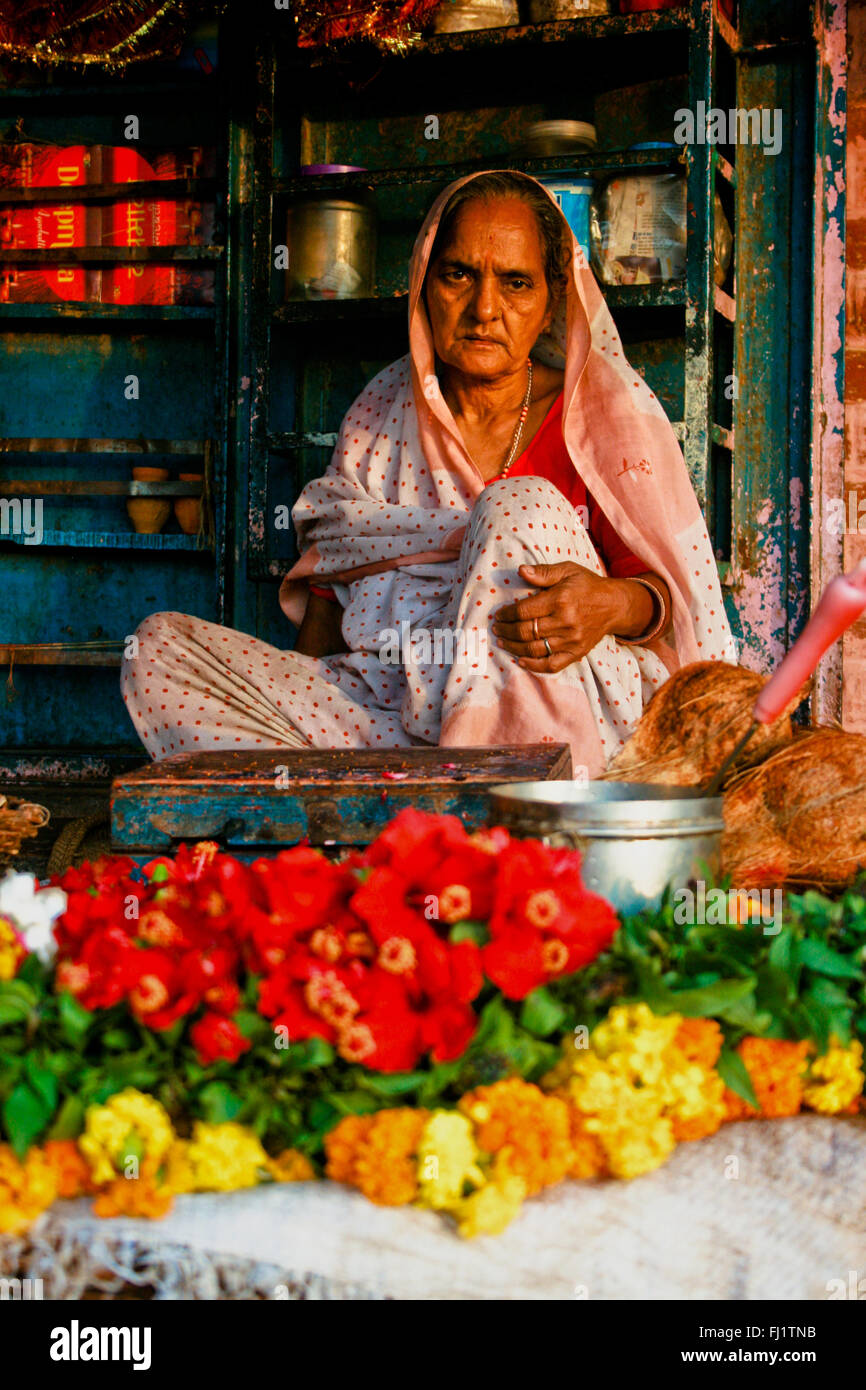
[0,0,225,72]
[295,0,443,56]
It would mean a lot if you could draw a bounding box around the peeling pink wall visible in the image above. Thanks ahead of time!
[844,1,866,728]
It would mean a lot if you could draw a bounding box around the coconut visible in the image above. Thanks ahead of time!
[722,728,866,889]
[604,661,804,789]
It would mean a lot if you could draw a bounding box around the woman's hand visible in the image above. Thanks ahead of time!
[491,562,667,673]
[294,591,349,659]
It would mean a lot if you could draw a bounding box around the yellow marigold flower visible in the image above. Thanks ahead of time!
[92,1173,174,1220]
[324,1108,430,1206]
[458,1078,573,1196]
[79,1089,174,1187]
[185,1122,269,1192]
[266,1149,317,1183]
[544,1005,727,1178]
[802,1039,864,1116]
[455,1176,527,1239]
[163,1139,196,1194]
[0,1145,59,1235]
[722,1037,810,1120]
[0,918,25,981]
[416,1111,484,1210]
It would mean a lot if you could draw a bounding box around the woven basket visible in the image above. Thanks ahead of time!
[0,794,50,858]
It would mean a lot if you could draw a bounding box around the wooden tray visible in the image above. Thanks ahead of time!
[110,745,572,851]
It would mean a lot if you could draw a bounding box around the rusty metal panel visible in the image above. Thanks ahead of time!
[730,43,814,674]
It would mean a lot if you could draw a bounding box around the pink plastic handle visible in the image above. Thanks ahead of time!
[753,559,866,724]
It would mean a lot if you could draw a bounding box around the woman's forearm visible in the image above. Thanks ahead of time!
[606,573,671,640]
[294,592,349,658]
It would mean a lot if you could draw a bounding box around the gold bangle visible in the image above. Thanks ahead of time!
[616,577,668,645]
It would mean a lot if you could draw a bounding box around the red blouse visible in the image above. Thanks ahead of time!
[500,390,646,579]
[308,390,646,603]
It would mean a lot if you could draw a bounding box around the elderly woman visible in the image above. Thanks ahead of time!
[122,170,736,772]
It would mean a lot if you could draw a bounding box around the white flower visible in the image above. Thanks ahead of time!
[0,872,66,966]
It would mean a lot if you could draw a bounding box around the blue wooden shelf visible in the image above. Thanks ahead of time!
[3,530,209,550]
[0,303,215,323]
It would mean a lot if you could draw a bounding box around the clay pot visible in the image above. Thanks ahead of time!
[127,466,170,535]
[173,473,203,536]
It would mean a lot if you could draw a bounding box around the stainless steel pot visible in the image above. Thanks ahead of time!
[487,781,724,915]
[286,195,376,300]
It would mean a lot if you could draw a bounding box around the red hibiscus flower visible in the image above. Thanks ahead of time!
[126,949,199,1030]
[190,1012,252,1066]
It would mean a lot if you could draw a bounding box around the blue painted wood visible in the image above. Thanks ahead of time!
[110,744,573,850]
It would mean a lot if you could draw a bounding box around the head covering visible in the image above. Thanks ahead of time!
[281,169,736,670]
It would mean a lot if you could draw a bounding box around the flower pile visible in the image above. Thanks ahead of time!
[1,810,866,1241]
[48,810,617,1075]
[322,1009,865,1236]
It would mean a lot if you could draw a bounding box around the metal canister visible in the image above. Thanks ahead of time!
[486,781,724,915]
[286,174,376,300]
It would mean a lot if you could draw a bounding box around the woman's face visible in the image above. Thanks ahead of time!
[425,197,556,382]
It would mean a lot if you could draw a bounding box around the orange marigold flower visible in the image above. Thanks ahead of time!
[266,1149,317,1183]
[324,1115,373,1186]
[93,1173,174,1220]
[324,1109,430,1206]
[438,884,472,923]
[42,1140,95,1199]
[459,1078,573,1196]
[566,1107,608,1180]
[378,936,417,975]
[723,1037,810,1120]
[674,1017,724,1071]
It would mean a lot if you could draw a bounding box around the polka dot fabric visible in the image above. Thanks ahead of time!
[121,479,668,771]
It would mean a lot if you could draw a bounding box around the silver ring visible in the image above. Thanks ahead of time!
[544,638,552,657]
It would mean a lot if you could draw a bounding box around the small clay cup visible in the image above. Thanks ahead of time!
[127,466,171,535]
[173,472,203,536]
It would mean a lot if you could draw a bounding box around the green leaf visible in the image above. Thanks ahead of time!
[0,999,31,1026]
[325,1090,381,1117]
[149,863,170,883]
[716,1047,759,1110]
[645,977,757,1021]
[449,921,489,946]
[796,938,863,980]
[197,1080,243,1123]
[58,992,94,1046]
[519,986,567,1038]
[2,1083,52,1156]
[24,1057,58,1112]
[47,1095,85,1141]
[288,1037,335,1069]
[356,1070,428,1098]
